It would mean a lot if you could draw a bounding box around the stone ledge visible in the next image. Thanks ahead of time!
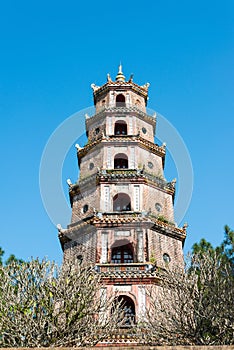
[1,346,233,350]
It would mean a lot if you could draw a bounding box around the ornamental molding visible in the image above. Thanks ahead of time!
[77,134,165,162]
[85,106,156,130]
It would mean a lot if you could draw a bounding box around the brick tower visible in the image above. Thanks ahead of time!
[58,65,187,324]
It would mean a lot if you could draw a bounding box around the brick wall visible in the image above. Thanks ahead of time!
[5,345,234,350]
[148,229,184,267]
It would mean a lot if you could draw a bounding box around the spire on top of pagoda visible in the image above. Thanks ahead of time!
[91,65,150,107]
[115,63,126,82]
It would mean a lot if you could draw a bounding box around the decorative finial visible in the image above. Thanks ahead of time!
[115,63,125,82]
[107,73,112,82]
[66,178,72,186]
[75,143,83,151]
[91,83,100,92]
[141,82,150,90]
[128,74,134,82]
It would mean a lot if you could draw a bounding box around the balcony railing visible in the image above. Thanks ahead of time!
[89,105,156,121]
[98,168,174,191]
[95,263,159,279]
[96,263,150,273]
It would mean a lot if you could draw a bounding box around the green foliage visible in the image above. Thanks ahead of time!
[157,215,169,223]
[0,247,24,266]
[0,247,4,266]
[192,225,234,271]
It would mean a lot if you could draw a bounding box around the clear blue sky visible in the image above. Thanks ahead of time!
[0,1,233,264]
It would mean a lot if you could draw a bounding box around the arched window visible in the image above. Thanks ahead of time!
[111,243,133,263]
[116,94,125,107]
[113,193,131,212]
[135,99,141,106]
[114,153,128,169]
[77,255,83,264]
[114,295,136,326]
[114,120,127,135]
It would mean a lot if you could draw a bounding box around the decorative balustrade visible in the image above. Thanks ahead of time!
[96,263,150,273]
[98,168,174,192]
[95,262,159,280]
[88,105,156,121]
[78,134,165,161]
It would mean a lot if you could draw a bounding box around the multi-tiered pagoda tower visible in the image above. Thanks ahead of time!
[58,66,187,323]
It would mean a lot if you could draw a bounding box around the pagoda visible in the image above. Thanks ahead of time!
[58,65,187,324]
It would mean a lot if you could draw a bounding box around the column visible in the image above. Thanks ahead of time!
[134,185,140,211]
[100,232,108,263]
[129,147,135,168]
[138,286,146,319]
[137,230,144,262]
[104,185,110,212]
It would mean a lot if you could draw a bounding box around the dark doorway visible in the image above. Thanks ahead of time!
[114,153,128,169]
[116,94,126,107]
[113,193,131,211]
[114,121,127,135]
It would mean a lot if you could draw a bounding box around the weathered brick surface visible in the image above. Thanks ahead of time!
[79,146,104,179]
[142,183,174,222]
[61,74,186,325]
[148,229,184,267]
[4,346,234,349]
[63,228,97,264]
[95,90,147,114]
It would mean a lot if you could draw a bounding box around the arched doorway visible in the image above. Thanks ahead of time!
[114,153,128,169]
[114,120,127,135]
[116,94,126,107]
[115,295,136,327]
[113,193,131,211]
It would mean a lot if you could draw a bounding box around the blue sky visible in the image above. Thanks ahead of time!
[0,1,233,264]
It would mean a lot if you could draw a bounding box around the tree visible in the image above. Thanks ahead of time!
[142,252,234,345]
[222,225,234,268]
[192,225,234,270]
[0,247,24,266]
[0,257,121,347]
[0,247,4,266]
[5,254,24,266]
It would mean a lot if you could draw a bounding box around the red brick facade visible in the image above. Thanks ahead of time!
[59,66,187,324]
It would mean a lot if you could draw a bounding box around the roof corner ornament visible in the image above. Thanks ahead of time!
[115,63,126,82]
[128,73,134,82]
[57,224,65,233]
[66,178,72,186]
[141,82,150,90]
[91,83,100,92]
[107,73,112,82]
[75,143,83,151]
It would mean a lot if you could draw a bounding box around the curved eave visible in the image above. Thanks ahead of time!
[86,106,156,132]
[93,81,149,105]
[64,213,186,243]
[68,170,175,207]
[77,135,165,165]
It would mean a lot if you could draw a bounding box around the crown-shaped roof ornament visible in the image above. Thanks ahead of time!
[115,63,126,82]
